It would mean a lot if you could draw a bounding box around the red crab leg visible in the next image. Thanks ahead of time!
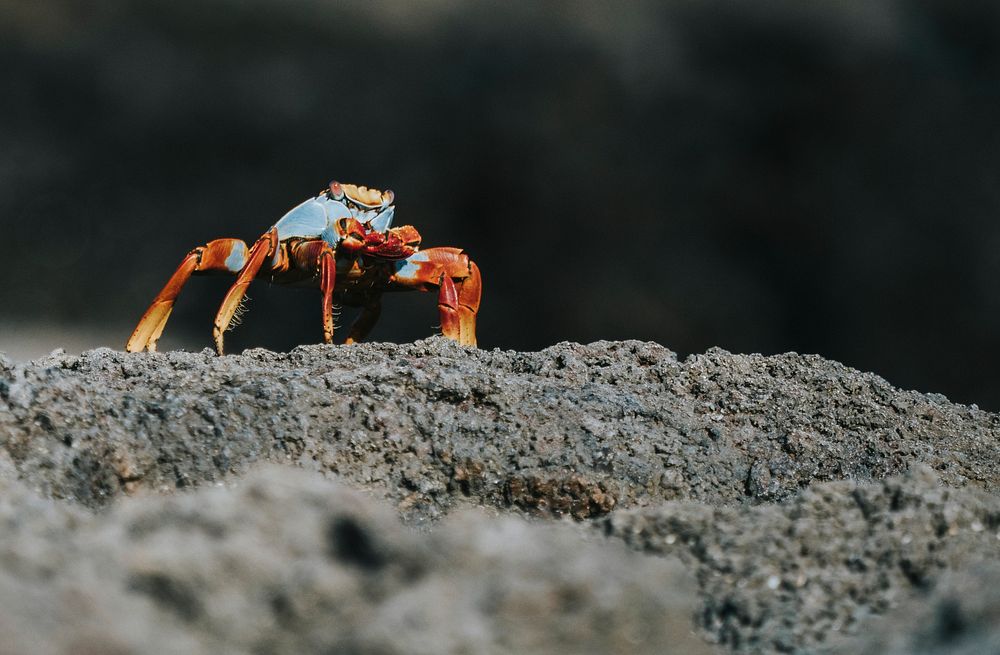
[344,296,383,345]
[212,228,278,355]
[389,247,482,347]
[456,261,482,346]
[438,275,462,340]
[287,239,340,344]
[126,238,250,353]
[319,244,337,344]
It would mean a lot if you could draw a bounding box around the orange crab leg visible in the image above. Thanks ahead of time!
[287,239,341,344]
[126,238,250,353]
[212,228,278,355]
[319,244,337,344]
[438,275,461,340]
[389,247,482,346]
[457,261,482,346]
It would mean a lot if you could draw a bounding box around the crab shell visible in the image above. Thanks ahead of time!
[273,180,396,244]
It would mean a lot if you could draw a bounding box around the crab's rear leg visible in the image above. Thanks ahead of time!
[390,247,482,346]
[126,238,250,353]
[345,296,383,345]
[288,239,383,345]
[212,228,278,355]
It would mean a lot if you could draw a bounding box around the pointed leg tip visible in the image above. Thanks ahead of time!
[125,334,151,353]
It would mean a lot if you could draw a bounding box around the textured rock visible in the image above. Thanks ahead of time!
[0,339,996,519]
[1,339,999,654]
[840,562,1000,655]
[0,466,710,655]
[604,467,1000,653]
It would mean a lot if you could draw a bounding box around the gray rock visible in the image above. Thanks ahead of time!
[603,466,1000,653]
[0,339,996,519]
[2,339,999,654]
[837,562,1000,655]
[0,466,711,655]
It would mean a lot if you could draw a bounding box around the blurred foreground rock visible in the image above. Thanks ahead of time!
[842,562,1000,655]
[0,467,708,655]
[606,466,1000,653]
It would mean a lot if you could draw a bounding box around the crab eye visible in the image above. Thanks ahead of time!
[328,180,344,200]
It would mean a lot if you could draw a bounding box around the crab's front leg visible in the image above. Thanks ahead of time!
[127,238,250,353]
[212,228,279,355]
[390,247,482,346]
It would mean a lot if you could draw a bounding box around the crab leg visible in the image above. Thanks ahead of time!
[438,275,462,340]
[456,260,482,346]
[345,296,383,345]
[319,244,337,344]
[126,238,250,353]
[212,228,278,355]
[287,239,341,344]
[389,247,482,346]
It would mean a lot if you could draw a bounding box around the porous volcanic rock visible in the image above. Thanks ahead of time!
[840,561,1000,655]
[1,339,998,654]
[0,466,709,655]
[604,466,1000,653]
[0,339,996,518]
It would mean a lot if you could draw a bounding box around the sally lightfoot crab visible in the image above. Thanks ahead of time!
[126,181,481,354]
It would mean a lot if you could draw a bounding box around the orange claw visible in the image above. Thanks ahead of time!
[458,261,482,347]
[389,247,481,346]
[438,274,461,341]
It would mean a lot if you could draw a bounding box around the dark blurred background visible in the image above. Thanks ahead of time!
[3,0,1000,407]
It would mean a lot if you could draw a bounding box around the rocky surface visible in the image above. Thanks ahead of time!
[605,466,1000,653]
[0,466,708,655]
[0,338,998,653]
[840,561,1000,655]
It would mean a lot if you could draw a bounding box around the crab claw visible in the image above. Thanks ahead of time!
[336,217,367,255]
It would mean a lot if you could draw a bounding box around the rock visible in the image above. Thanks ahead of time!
[0,467,710,655]
[2,339,999,653]
[603,466,1000,653]
[837,562,1000,655]
[0,340,996,519]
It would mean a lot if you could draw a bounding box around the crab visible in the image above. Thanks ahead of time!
[126,180,481,354]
